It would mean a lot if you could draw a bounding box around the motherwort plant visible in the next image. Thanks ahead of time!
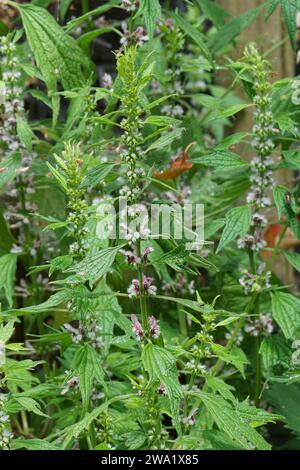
[1,0,300,452]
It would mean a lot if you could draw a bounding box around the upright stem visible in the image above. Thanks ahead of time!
[253,296,262,406]
[136,241,148,331]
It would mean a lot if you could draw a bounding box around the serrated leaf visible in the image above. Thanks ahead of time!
[18,4,90,96]
[196,392,271,450]
[0,254,17,307]
[208,4,266,53]
[142,343,183,432]
[138,0,161,38]
[49,255,73,276]
[170,11,212,61]
[79,163,115,189]
[66,245,124,284]
[215,132,249,150]
[11,438,60,450]
[204,104,251,123]
[196,0,229,28]
[268,383,300,434]
[206,376,236,402]
[15,396,49,418]
[28,89,52,109]
[65,1,121,32]
[281,151,300,169]
[260,335,291,370]
[0,320,15,344]
[217,205,251,253]
[273,184,289,218]
[59,0,73,20]
[146,128,184,152]
[11,289,72,315]
[16,116,34,151]
[193,151,249,170]
[0,154,21,189]
[94,279,132,355]
[0,210,14,255]
[284,251,300,273]
[280,0,300,49]
[212,344,248,378]
[144,115,180,127]
[271,291,300,339]
[73,345,105,411]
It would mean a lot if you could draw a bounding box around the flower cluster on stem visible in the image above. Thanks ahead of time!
[0,395,13,450]
[54,143,89,259]
[238,45,276,253]
[117,47,146,203]
[0,34,24,155]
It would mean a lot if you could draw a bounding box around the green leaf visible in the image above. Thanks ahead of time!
[0,254,17,307]
[28,89,52,109]
[208,3,267,53]
[268,383,300,434]
[266,0,280,19]
[170,11,212,61]
[79,163,115,189]
[73,345,105,411]
[280,0,300,49]
[49,255,73,276]
[15,396,49,418]
[196,0,229,28]
[65,0,121,33]
[146,128,184,152]
[0,320,15,344]
[0,154,21,189]
[236,400,282,427]
[62,394,132,447]
[206,376,236,402]
[215,132,249,150]
[77,27,121,50]
[196,392,271,450]
[286,210,300,240]
[94,279,132,355]
[284,251,300,272]
[192,151,249,170]
[16,116,34,151]
[0,210,14,255]
[142,343,183,432]
[204,104,251,123]
[64,82,92,131]
[11,289,72,315]
[66,245,124,284]
[271,291,300,339]
[280,150,300,169]
[59,0,73,20]
[201,430,244,450]
[11,438,59,450]
[273,185,290,218]
[260,335,291,370]
[193,93,221,108]
[17,4,90,95]
[156,295,206,313]
[138,0,161,38]
[211,344,248,378]
[144,115,180,127]
[217,205,251,253]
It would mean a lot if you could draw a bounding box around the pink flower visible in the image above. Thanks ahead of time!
[142,246,154,262]
[142,275,157,295]
[157,383,166,395]
[128,279,140,297]
[131,314,144,339]
[149,315,160,339]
